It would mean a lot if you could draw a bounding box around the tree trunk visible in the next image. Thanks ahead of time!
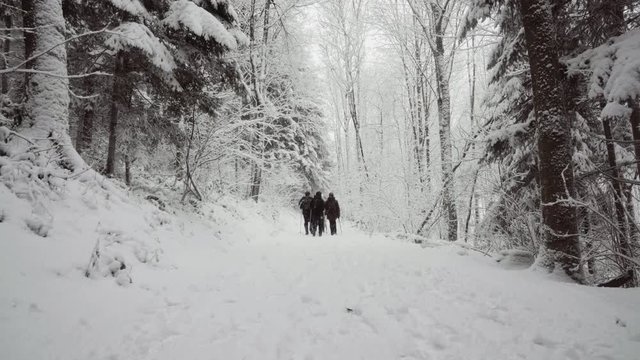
[401,54,423,187]
[21,0,85,170]
[75,77,94,154]
[249,163,261,202]
[465,35,478,242]
[105,51,126,177]
[413,22,426,187]
[627,101,640,270]
[2,14,11,94]
[22,0,35,86]
[432,4,458,242]
[344,118,350,172]
[421,73,430,188]
[124,154,132,186]
[346,87,368,175]
[464,168,480,243]
[603,118,630,266]
[244,0,271,201]
[629,100,640,181]
[519,0,582,281]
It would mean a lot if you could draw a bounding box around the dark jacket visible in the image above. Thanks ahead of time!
[325,196,340,220]
[311,194,325,218]
[298,195,312,213]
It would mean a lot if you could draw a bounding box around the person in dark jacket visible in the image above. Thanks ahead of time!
[310,191,325,236]
[298,191,313,235]
[324,192,340,235]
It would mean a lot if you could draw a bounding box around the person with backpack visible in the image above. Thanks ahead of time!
[298,191,313,235]
[324,192,340,235]
[310,191,325,236]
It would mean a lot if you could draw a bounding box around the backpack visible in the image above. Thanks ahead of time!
[300,197,312,211]
[311,198,324,215]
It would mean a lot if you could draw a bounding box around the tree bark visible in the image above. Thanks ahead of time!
[124,154,132,186]
[22,0,35,86]
[603,118,630,263]
[346,87,368,175]
[432,3,458,242]
[105,51,126,177]
[75,77,94,154]
[628,99,640,181]
[2,14,11,94]
[465,35,478,241]
[245,0,271,202]
[21,0,85,170]
[249,164,262,202]
[464,168,479,242]
[519,0,582,281]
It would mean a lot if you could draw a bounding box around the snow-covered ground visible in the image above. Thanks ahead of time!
[1,182,639,360]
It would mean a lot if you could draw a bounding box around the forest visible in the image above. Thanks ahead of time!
[2,0,640,286]
[2,1,640,358]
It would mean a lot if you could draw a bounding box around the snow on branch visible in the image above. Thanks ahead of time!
[163,0,246,49]
[567,29,640,118]
[108,0,149,18]
[459,0,494,40]
[105,22,177,73]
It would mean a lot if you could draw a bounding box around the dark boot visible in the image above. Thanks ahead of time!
[329,220,337,235]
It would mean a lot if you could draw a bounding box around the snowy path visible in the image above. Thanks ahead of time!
[122,230,640,360]
[2,213,640,360]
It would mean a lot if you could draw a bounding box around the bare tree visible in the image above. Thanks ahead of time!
[320,0,369,176]
[407,0,461,241]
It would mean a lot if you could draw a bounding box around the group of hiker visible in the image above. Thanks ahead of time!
[298,191,341,236]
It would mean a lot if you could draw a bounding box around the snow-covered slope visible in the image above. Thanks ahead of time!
[1,180,639,360]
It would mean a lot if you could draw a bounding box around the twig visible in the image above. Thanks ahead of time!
[14,69,111,79]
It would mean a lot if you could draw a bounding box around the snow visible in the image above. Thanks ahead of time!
[567,29,640,116]
[105,22,177,73]
[1,180,640,359]
[108,0,149,18]
[19,0,86,171]
[163,0,240,50]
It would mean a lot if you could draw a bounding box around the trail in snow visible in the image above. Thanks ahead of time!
[117,228,640,360]
[2,200,640,360]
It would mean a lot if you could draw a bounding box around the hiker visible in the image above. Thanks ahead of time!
[324,192,340,235]
[310,191,325,236]
[298,191,312,235]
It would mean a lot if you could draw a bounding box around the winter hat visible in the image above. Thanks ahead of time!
[329,192,334,198]
[305,191,310,196]
[316,191,322,197]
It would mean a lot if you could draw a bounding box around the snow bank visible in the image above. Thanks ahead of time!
[0,169,293,359]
